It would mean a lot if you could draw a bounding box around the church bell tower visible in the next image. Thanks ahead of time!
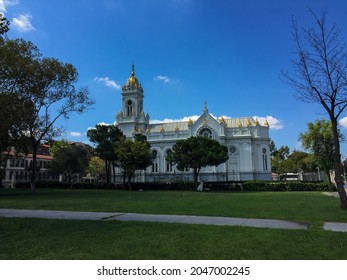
[116,64,150,137]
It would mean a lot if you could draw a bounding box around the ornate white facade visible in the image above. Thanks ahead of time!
[114,65,272,183]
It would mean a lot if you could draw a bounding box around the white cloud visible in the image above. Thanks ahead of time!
[94,77,121,90]
[150,114,283,130]
[150,115,199,124]
[70,131,82,137]
[12,14,35,32]
[253,116,284,130]
[0,0,19,15]
[339,117,347,128]
[87,122,115,132]
[153,75,178,84]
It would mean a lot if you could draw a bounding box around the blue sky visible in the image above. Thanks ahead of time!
[2,0,347,155]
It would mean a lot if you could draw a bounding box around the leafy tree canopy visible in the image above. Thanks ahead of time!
[50,140,92,186]
[87,124,124,185]
[0,14,10,35]
[116,136,154,190]
[299,119,343,186]
[168,136,228,190]
[0,37,93,192]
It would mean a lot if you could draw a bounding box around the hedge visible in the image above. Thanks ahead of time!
[13,180,334,192]
[242,181,334,192]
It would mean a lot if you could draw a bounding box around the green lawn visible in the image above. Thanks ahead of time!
[1,188,346,224]
[1,188,347,260]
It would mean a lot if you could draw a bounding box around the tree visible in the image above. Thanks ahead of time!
[0,14,10,35]
[299,120,342,188]
[50,140,92,187]
[116,136,154,190]
[0,93,32,187]
[0,38,93,193]
[86,156,105,181]
[87,124,124,185]
[284,150,313,173]
[270,144,290,174]
[167,136,228,190]
[282,9,347,208]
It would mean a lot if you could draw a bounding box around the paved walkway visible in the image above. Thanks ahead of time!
[0,208,346,232]
[0,208,308,230]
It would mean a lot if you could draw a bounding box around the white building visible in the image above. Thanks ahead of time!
[114,65,272,183]
[1,145,54,188]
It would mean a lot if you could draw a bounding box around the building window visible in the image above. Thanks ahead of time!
[151,150,159,173]
[199,128,213,138]
[262,148,268,171]
[165,149,174,173]
[229,146,237,154]
[126,100,134,116]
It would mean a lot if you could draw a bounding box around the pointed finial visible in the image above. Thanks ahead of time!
[131,63,135,76]
[204,101,208,113]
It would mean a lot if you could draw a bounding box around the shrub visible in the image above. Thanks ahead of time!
[243,181,332,192]
[13,179,333,192]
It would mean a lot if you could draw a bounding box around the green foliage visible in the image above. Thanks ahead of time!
[271,142,315,174]
[243,181,332,192]
[168,136,228,189]
[0,37,93,192]
[299,120,342,185]
[0,93,32,185]
[0,14,10,35]
[115,137,155,190]
[87,124,124,185]
[50,140,92,186]
[86,156,104,178]
[271,145,290,173]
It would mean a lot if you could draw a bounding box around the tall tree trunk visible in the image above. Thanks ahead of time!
[0,151,10,188]
[112,162,116,184]
[105,160,111,186]
[127,176,132,191]
[30,143,38,194]
[331,117,347,209]
[325,170,333,191]
[122,174,126,189]
[193,168,199,191]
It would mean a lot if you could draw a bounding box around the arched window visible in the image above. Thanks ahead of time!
[126,100,134,116]
[165,149,174,173]
[262,148,268,171]
[151,150,159,173]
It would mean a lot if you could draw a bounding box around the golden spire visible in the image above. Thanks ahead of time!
[127,63,139,87]
[219,116,226,125]
[264,119,269,127]
[254,118,259,126]
[246,118,251,127]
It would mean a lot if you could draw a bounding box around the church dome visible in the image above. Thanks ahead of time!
[127,64,139,87]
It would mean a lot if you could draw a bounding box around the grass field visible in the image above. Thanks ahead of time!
[1,188,347,259]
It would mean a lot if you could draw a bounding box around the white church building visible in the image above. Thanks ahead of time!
[113,65,272,183]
